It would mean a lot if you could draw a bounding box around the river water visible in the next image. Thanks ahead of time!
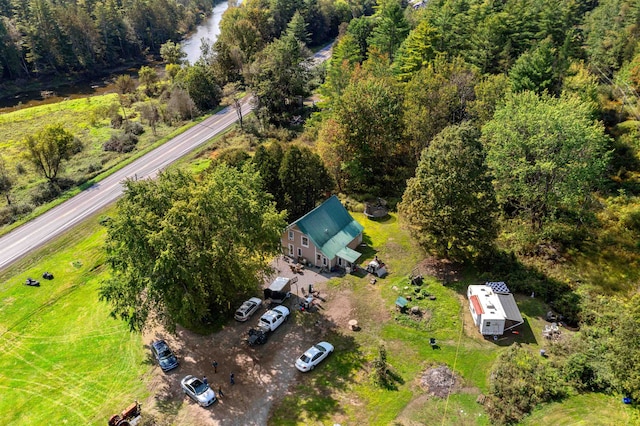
[0,1,234,112]
[183,0,236,65]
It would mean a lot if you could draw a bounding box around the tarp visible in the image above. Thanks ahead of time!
[336,246,361,264]
[395,296,408,308]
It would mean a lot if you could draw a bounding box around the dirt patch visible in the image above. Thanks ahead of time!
[138,262,341,425]
[418,365,459,398]
[416,257,463,284]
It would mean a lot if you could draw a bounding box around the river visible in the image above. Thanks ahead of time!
[183,0,238,65]
[0,0,235,112]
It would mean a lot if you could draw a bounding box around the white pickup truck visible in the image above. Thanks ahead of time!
[258,305,290,331]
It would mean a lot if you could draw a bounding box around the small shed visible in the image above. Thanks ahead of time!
[395,296,408,312]
[467,282,524,336]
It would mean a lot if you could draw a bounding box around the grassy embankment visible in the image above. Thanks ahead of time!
[0,93,204,235]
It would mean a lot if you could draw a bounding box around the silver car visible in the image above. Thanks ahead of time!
[181,375,216,407]
[234,297,262,321]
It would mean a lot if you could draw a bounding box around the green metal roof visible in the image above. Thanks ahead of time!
[336,247,362,263]
[291,195,364,260]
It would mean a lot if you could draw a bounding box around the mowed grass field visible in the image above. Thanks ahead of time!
[0,211,147,425]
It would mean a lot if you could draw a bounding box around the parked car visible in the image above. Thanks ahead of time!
[258,305,290,332]
[295,341,334,372]
[234,297,262,322]
[151,340,179,372]
[181,375,216,407]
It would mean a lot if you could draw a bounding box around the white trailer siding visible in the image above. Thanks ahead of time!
[467,285,522,336]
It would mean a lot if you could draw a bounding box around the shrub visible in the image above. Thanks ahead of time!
[486,344,566,424]
[30,182,62,205]
[0,203,33,226]
[103,132,139,153]
[124,121,145,136]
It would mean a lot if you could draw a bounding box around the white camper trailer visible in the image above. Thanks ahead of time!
[467,282,524,336]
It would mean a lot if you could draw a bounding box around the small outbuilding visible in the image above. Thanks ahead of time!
[467,282,524,337]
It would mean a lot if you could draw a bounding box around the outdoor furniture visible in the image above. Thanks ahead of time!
[348,319,359,331]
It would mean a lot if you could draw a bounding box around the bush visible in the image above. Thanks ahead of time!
[30,182,62,205]
[486,344,566,424]
[0,203,34,226]
[103,132,139,153]
[124,121,145,136]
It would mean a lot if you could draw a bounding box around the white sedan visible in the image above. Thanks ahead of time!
[234,297,262,322]
[295,341,334,372]
[181,375,216,407]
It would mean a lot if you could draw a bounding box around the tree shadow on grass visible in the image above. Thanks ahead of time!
[270,327,365,424]
[377,367,406,391]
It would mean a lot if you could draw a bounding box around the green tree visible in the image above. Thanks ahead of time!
[286,10,310,45]
[23,124,76,183]
[160,40,186,65]
[367,0,409,61]
[606,294,640,401]
[327,70,406,194]
[138,65,159,96]
[278,145,334,220]
[399,123,498,261]
[100,165,287,331]
[403,56,478,160]
[252,142,284,202]
[392,19,440,80]
[246,32,310,125]
[179,64,222,111]
[482,91,611,231]
[509,40,557,95]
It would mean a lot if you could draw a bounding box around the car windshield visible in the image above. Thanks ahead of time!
[300,354,310,363]
[192,379,208,394]
[313,345,326,353]
[158,349,172,359]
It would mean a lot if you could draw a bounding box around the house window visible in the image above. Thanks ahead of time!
[288,244,294,256]
[338,257,343,266]
[297,248,302,257]
[316,254,321,265]
[288,230,294,240]
[301,236,309,247]
[322,257,327,266]
[486,321,491,327]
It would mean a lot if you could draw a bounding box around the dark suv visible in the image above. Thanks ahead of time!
[151,340,179,372]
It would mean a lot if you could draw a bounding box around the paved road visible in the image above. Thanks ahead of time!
[0,44,333,271]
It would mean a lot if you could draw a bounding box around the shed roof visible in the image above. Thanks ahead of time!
[290,195,364,260]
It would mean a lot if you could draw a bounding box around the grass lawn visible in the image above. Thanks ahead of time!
[0,210,148,425]
[269,213,639,425]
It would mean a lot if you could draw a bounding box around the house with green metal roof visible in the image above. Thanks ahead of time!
[282,195,364,269]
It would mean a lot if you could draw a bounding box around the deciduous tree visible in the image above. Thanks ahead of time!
[399,123,498,261]
[481,91,611,231]
[23,124,76,183]
[100,165,287,331]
